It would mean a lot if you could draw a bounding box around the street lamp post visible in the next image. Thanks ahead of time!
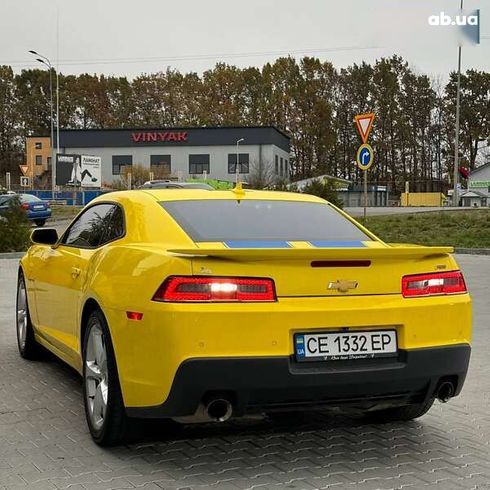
[29,50,59,196]
[452,0,464,207]
[236,138,244,184]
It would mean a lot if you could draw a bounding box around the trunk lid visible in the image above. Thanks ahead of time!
[168,245,455,297]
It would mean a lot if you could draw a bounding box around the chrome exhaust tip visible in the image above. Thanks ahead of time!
[436,381,454,403]
[205,398,233,422]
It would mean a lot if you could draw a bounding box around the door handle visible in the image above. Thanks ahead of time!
[71,267,81,278]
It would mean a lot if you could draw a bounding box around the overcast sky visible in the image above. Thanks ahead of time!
[1,0,488,80]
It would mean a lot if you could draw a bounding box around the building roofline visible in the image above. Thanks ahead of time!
[460,190,487,197]
[58,125,291,140]
[469,161,490,176]
[292,174,351,185]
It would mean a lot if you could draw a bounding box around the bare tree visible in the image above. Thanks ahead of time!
[246,159,275,189]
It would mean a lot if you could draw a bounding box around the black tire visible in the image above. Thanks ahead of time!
[16,272,44,360]
[364,398,435,423]
[34,220,46,227]
[82,309,128,446]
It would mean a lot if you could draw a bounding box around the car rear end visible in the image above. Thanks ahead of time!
[116,193,471,421]
[20,194,51,223]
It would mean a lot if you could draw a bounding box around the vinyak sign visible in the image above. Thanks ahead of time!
[131,131,188,143]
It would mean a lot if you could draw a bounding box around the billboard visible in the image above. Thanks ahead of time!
[80,155,102,188]
[56,154,101,188]
[56,154,78,186]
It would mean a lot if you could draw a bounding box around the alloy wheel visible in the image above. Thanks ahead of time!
[17,279,28,351]
[85,323,109,430]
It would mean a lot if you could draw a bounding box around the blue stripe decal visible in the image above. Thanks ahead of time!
[224,240,292,249]
[309,240,366,248]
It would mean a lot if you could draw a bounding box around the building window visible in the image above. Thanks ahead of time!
[284,159,289,177]
[189,154,210,174]
[280,157,284,176]
[275,155,279,174]
[35,155,43,165]
[35,142,42,150]
[228,153,250,174]
[112,155,133,175]
[150,155,171,175]
[47,157,52,168]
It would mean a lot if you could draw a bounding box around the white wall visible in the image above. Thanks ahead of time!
[469,165,490,197]
[65,143,290,184]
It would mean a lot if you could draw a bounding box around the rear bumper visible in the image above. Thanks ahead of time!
[27,211,51,220]
[126,343,470,418]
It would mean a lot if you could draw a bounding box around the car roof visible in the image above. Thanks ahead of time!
[101,188,325,204]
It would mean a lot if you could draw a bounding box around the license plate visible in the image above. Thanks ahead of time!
[33,205,44,210]
[295,330,397,362]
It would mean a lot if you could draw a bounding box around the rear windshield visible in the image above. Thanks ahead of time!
[21,194,41,202]
[161,199,370,243]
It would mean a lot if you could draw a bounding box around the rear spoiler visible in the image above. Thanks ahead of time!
[167,245,454,261]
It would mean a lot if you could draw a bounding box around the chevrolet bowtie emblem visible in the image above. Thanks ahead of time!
[328,280,358,293]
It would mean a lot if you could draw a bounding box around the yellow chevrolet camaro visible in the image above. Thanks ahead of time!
[17,187,472,446]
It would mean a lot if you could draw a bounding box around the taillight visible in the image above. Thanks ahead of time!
[153,276,277,302]
[21,203,29,210]
[402,271,467,298]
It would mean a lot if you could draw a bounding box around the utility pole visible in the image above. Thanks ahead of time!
[236,138,244,184]
[29,50,59,196]
[452,0,464,207]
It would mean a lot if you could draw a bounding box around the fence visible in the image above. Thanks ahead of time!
[22,190,109,206]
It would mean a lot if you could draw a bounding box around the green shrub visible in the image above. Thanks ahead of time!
[0,197,31,252]
[301,180,344,209]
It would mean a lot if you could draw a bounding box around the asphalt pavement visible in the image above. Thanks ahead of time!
[32,219,71,236]
[0,255,489,489]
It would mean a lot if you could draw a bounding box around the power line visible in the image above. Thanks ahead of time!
[1,45,381,68]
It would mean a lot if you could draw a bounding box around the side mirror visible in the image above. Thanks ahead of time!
[31,228,59,246]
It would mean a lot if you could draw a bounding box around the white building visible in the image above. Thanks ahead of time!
[58,126,291,185]
[467,163,490,207]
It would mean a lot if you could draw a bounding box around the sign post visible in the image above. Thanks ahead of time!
[6,172,11,191]
[354,113,375,222]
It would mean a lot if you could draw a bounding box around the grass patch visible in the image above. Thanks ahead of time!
[51,205,82,219]
[364,210,490,248]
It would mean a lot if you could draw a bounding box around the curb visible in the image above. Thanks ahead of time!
[0,252,25,259]
[454,248,490,255]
